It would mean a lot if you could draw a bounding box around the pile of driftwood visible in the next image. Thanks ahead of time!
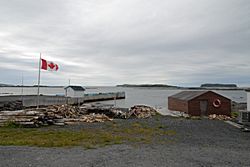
[34,104,118,126]
[208,114,232,121]
[80,104,127,119]
[64,114,113,124]
[127,105,158,119]
[0,104,158,127]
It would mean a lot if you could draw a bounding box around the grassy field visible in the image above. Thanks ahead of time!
[0,120,176,149]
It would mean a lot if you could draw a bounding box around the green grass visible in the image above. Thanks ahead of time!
[0,128,123,148]
[231,111,239,118]
[0,121,176,148]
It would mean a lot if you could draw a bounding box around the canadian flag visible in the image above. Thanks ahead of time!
[41,58,59,71]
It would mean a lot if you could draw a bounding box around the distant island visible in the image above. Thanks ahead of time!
[117,84,180,89]
[200,83,238,88]
[0,83,14,87]
[117,83,244,90]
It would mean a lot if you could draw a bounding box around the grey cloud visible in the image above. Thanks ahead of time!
[0,0,249,86]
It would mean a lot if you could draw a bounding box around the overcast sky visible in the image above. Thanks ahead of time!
[0,0,249,86]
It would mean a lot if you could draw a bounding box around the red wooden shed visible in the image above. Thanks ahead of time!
[168,91,231,116]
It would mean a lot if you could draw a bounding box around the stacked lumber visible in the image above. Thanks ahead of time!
[0,110,43,127]
[0,101,23,111]
[208,114,232,121]
[127,105,157,118]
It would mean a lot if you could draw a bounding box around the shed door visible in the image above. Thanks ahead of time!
[200,100,208,116]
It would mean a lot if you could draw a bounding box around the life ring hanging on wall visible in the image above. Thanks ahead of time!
[213,99,221,108]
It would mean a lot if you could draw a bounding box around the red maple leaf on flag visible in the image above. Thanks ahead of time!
[41,59,59,71]
[48,63,55,69]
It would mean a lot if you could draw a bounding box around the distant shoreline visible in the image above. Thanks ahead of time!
[116,84,180,89]
[0,86,64,88]
[116,84,246,91]
[0,85,247,91]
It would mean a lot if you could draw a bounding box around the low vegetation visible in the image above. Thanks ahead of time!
[0,120,176,149]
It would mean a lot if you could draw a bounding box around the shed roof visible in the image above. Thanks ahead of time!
[169,91,209,101]
[169,90,231,101]
[64,86,85,91]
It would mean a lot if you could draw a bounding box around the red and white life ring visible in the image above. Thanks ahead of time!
[213,99,221,108]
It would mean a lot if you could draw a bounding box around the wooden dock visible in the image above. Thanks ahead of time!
[0,92,125,109]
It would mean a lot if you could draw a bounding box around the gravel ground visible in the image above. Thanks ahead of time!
[0,116,250,167]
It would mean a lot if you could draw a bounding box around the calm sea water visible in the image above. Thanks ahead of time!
[0,86,246,114]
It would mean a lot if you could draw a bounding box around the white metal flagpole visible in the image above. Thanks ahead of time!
[21,73,24,104]
[37,53,42,108]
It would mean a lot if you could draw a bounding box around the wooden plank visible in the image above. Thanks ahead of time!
[17,122,35,125]
[0,111,40,116]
